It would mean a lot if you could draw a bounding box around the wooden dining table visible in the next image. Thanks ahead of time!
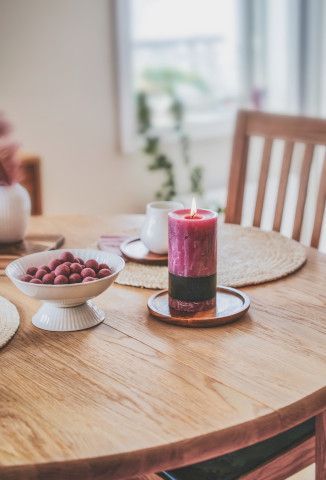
[0,214,325,480]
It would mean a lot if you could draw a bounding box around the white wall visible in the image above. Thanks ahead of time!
[0,0,232,214]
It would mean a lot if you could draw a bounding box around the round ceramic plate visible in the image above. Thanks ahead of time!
[120,237,168,265]
[148,286,250,327]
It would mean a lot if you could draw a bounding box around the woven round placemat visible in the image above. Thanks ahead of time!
[0,296,20,349]
[116,224,307,290]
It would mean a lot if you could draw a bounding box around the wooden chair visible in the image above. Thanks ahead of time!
[225,110,326,249]
[158,111,326,480]
[20,155,42,215]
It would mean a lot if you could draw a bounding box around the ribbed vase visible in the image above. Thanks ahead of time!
[0,184,31,243]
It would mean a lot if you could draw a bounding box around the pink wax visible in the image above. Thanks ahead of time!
[168,208,217,313]
[168,209,217,277]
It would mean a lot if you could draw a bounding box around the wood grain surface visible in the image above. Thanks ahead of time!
[0,215,325,480]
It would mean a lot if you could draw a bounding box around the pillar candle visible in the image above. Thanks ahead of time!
[168,205,217,313]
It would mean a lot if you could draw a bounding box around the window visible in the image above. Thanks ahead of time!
[116,0,249,151]
[116,0,324,151]
[132,0,242,128]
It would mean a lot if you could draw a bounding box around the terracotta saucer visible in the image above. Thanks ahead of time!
[147,286,250,327]
[120,237,168,265]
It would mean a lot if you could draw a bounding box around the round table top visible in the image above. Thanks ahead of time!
[1,215,325,480]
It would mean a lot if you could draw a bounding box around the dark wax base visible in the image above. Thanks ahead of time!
[168,272,216,313]
[169,272,217,302]
[169,296,216,314]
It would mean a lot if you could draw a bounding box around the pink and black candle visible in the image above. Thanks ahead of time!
[168,205,217,313]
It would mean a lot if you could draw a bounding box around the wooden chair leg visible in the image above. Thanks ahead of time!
[316,411,326,479]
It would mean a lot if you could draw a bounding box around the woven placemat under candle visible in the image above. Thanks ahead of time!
[115,224,307,290]
[0,296,20,349]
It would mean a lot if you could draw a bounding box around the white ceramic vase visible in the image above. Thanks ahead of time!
[140,201,183,254]
[0,183,31,243]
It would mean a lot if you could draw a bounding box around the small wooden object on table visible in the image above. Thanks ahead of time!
[120,237,168,265]
[0,234,64,273]
[148,286,250,327]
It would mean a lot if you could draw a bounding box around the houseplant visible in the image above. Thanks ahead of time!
[0,114,31,243]
[137,68,205,201]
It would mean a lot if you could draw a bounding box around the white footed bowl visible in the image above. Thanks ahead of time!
[5,249,125,332]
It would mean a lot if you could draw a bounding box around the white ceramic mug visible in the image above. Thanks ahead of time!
[140,201,183,254]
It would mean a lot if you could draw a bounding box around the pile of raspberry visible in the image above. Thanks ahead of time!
[20,252,112,285]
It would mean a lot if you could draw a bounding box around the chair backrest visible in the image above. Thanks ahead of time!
[225,110,326,248]
[20,155,42,215]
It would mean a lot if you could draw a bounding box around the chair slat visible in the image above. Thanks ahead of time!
[225,111,249,224]
[253,138,273,227]
[292,144,315,241]
[273,141,294,232]
[311,155,326,248]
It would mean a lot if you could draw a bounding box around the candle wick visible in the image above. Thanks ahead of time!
[190,197,197,217]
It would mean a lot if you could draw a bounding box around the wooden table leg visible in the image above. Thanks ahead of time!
[316,411,326,480]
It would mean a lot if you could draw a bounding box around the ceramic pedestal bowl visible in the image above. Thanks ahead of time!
[5,249,125,332]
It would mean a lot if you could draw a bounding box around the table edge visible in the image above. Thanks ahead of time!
[1,387,325,480]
